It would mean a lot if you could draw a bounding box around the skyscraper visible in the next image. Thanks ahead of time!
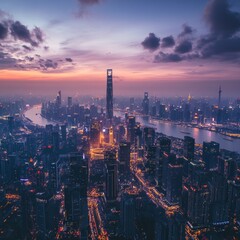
[142,92,149,115]
[106,69,113,120]
[183,136,195,161]
[104,149,118,201]
[203,141,220,170]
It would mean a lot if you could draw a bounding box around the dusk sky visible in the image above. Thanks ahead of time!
[0,0,240,97]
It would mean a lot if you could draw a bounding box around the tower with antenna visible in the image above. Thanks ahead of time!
[218,85,222,108]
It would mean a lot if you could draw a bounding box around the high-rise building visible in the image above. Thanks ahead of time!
[118,141,131,173]
[106,69,113,120]
[183,136,195,161]
[142,92,149,115]
[90,120,101,148]
[166,161,183,204]
[156,136,171,154]
[127,116,136,145]
[143,127,155,147]
[67,96,72,108]
[65,152,89,239]
[203,141,220,170]
[56,90,61,107]
[120,188,138,239]
[104,149,118,201]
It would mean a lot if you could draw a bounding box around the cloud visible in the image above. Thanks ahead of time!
[154,52,182,63]
[178,24,194,38]
[10,21,44,47]
[0,22,8,39]
[65,58,73,62]
[204,0,240,37]
[39,59,58,70]
[175,40,192,54]
[161,36,175,48]
[200,37,240,58]
[141,33,160,51]
[22,45,32,51]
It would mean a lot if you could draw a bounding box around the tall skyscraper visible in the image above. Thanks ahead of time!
[142,92,149,115]
[183,136,195,161]
[203,141,220,170]
[104,149,118,201]
[106,69,113,120]
[118,141,131,173]
[218,85,222,108]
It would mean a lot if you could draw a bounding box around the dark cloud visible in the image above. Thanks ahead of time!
[10,21,43,47]
[32,27,44,43]
[175,40,192,54]
[141,33,160,51]
[161,36,175,48]
[42,59,58,69]
[44,46,49,51]
[178,24,194,37]
[204,0,240,37]
[201,37,240,58]
[154,52,182,63]
[25,56,34,62]
[65,58,73,62]
[22,45,32,51]
[11,21,33,44]
[0,22,8,39]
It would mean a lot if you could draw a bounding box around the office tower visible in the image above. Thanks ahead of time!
[155,209,185,240]
[117,124,126,142]
[109,126,114,145]
[118,141,130,173]
[156,136,171,154]
[120,188,138,239]
[135,124,143,149]
[208,172,229,226]
[184,103,191,122]
[26,134,37,157]
[166,161,183,204]
[36,193,49,240]
[104,149,118,201]
[106,69,113,120]
[90,104,98,118]
[90,120,101,148]
[183,136,195,161]
[127,116,136,145]
[187,183,210,228]
[143,127,155,147]
[159,104,166,119]
[142,92,149,115]
[203,141,220,170]
[68,96,72,108]
[52,131,60,153]
[61,124,67,142]
[65,152,88,239]
[218,156,236,180]
[156,136,171,186]
[145,145,157,176]
[162,153,176,191]
[218,85,222,108]
[56,90,61,107]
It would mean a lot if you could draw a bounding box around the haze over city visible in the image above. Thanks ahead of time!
[0,0,240,97]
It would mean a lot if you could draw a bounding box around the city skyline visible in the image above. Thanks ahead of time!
[0,0,240,97]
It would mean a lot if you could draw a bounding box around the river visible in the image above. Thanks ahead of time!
[24,105,240,153]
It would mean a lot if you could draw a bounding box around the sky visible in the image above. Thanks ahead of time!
[0,0,240,97]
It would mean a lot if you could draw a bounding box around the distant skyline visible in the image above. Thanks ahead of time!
[0,0,240,97]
